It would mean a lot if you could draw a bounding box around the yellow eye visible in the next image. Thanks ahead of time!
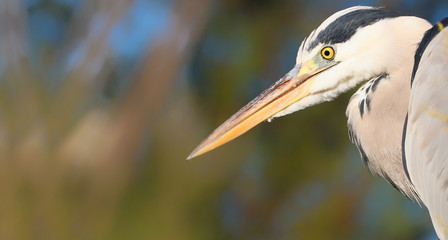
[321,46,335,60]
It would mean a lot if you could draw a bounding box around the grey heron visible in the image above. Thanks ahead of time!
[188,6,448,238]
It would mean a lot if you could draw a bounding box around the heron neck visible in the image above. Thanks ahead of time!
[346,65,418,200]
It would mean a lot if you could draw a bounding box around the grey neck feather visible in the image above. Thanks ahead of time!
[346,68,420,201]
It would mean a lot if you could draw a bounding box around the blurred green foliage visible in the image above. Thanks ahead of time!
[0,0,446,239]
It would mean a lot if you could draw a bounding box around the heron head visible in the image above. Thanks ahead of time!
[188,6,430,159]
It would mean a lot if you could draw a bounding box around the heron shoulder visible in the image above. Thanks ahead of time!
[411,17,448,86]
[404,20,448,238]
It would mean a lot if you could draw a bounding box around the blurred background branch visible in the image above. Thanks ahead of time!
[0,0,211,239]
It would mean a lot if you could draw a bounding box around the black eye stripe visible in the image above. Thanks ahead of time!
[306,8,407,52]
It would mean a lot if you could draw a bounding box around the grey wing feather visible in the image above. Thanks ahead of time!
[405,27,448,239]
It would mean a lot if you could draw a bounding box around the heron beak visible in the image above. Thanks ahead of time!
[187,58,337,159]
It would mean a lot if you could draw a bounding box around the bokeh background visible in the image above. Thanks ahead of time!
[1,0,447,239]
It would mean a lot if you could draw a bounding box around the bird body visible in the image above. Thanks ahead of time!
[405,21,448,237]
[189,6,448,239]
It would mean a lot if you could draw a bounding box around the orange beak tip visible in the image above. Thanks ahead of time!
[186,150,200,160]
[186,141,211,160]
[186,148,200,160]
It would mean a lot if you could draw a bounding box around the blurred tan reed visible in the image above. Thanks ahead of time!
[0,0,209,239]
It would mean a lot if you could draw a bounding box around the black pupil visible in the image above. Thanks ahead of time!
[324,50,330,56]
